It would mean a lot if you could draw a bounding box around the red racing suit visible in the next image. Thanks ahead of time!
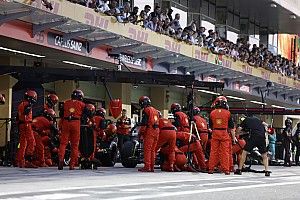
[156,118,176,171]
[32,116,52,166]
[208,108,234,173]
[176,131,206,170]
[59,99,85,168]
[116,116,131,135]
[92,115,107,159]
[193,115,209,152]
[140,106,159,171]
[232,138,246,166]
[44,103,54,110]
[17,100,35,167]
[173,111,190,132]
[160,146,186,171]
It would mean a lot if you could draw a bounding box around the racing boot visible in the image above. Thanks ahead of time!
[224,171,230,175]
[138,167,153,172]
[234,169,242,175]
[264,171,271,177]
[58,161,64,170]
[25,155,38,168]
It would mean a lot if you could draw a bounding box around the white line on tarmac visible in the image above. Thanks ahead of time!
[158,184,194,189]
[0,176,246,196]
[0,193,89,200]
[102,181,300,200]
[121,188,159,192]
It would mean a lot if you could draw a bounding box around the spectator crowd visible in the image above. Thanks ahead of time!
[62,0,300,80]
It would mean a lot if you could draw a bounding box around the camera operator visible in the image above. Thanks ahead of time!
[234,114,271,176]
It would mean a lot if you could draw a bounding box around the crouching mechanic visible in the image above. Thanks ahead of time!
[156,115,176,172]
[138,96,160,172]
[176,131,207,171]
[234,114,271,176]
[58,89,88,170]
[208,96,235,175]
[32,108,57,167]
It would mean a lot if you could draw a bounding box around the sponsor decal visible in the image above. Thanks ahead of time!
[165,40,181,53]
[278,76,287,85]
[203,76,217,82]
[261,71,271,80]
[84,12,109,29]
[242,65,253,74]
[222,59,232,68]
[119,54,144,67]
[47,32,87,53]
[240,85,250,93]
[194,49,208,62]
[128,27,148,43]
[293,81,300,88]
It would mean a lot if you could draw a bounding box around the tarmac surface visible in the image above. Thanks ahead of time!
[0,164,300,200]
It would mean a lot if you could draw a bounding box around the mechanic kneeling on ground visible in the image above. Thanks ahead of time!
[234,114,271,176]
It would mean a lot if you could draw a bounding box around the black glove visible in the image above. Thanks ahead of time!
[23,104,32,115]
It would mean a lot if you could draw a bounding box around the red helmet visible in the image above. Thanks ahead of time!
[106,124,117,135]
[43,108,56,121]
[139,96,151,108]
[95,108,106,117]
[212,96,228,109]
[85,104,96,117]
[175,153,186,168]
[192,106,201,116]
[24,90,37,104]
[171,103,181,114]
[0,94,5,105]
[46,94,59,108]
[71,89,84,101]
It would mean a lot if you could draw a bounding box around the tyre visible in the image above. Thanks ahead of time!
[121,141,138,168]
[99,150,117,167]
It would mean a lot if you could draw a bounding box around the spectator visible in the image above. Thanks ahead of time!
[95,0,110,13]
[181,28,189,41]
[136,10,147,27]
[175,28,183,40]
[142,5,151,18]
[119,2,131,23]
[170,13,181,31]
[187,28,196,45]
[149,5,161,20]
[86,0,96,9]
[167,8,173,21]
[129,6,139,24]
[160,8,169,21]
[105,0,120,17]
[161,18,174,35]
[146,16,159,31]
